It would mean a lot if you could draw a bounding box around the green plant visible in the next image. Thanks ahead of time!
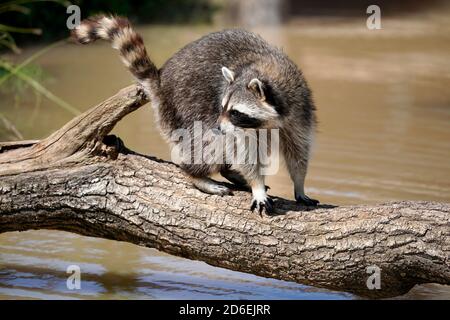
[0,0,70,52]
[0,57,79,115]
[0,0,79,140]
[0,112,24,140]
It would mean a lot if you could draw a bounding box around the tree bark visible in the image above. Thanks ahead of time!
[0,85,449,299]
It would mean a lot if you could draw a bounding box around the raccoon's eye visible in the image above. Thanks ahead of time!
[229,109,240,117]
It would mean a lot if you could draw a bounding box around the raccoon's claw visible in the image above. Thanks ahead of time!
[250,196,275,216]
[296,195,319,206]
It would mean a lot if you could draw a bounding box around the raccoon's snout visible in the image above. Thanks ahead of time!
[211,124,221,134]
[218,123,226,134]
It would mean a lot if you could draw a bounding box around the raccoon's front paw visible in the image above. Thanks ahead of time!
[296,194,319,206]
[250,195,275,216]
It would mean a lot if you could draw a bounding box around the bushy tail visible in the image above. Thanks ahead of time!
[72,15,159,99]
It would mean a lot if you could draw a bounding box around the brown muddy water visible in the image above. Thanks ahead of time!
[0,13,449,299]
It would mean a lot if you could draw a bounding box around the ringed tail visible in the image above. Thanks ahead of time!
[71,15,159,99]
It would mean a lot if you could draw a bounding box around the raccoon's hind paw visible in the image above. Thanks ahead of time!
[250,196,275,216]
[296,194,319,207]
[192,177,233,196]
[208,184,233,196]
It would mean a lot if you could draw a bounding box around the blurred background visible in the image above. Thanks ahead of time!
[0,0,449,299]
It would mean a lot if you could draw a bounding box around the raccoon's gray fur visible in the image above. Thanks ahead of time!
[72,15,319,215]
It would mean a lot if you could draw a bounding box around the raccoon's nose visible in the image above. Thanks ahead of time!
[212,124,221,133]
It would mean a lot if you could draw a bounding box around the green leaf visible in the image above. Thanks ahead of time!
[0,60,80,116]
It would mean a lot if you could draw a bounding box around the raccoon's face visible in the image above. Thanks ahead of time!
[219,67,280,133]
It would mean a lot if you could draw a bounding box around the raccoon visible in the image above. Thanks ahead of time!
[72,15,319,215]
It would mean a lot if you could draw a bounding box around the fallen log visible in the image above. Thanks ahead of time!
[0,85,448,298]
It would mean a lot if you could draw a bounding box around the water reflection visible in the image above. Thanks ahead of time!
[0,231,350,299]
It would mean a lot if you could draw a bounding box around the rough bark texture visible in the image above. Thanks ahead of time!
[0,85,449,298]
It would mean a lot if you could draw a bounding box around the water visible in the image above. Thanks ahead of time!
[1,13,449,299]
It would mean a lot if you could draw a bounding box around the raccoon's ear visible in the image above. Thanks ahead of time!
[221,66,235,84]
[248,78,265,101]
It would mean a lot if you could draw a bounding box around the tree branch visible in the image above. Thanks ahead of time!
[0,85,449,298]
